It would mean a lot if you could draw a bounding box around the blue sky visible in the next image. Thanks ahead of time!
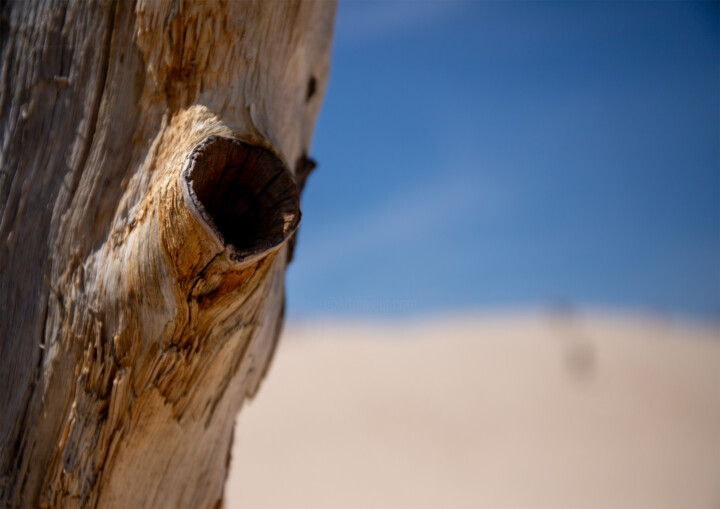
[286,0,720,321]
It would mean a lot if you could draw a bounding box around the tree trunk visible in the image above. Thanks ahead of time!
[0,1,335,507]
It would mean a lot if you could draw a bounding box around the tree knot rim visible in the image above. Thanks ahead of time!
[182,136,301,261]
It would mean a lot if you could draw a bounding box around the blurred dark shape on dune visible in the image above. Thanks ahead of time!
[226,311,720,509]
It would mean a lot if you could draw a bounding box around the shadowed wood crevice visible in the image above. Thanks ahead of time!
[182,136,300,262]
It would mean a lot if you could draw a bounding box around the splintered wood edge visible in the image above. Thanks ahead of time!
[181,136,301,265]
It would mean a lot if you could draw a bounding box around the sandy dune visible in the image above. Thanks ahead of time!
[225,312,720,509]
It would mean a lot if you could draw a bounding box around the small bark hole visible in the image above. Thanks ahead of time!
[183,136,300,259]
[306,76,317,102]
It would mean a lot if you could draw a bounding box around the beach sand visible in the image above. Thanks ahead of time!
[226,312,720,508]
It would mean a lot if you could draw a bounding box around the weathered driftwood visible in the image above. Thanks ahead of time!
[0,1,335,507]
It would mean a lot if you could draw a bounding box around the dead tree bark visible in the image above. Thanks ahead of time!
[0,1,335,507]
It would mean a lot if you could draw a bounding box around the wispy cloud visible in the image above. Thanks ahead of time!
[292,155,517,281]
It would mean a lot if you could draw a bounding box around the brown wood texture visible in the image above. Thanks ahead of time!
[0,1,335,507]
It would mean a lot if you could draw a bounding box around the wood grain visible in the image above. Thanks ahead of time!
[0,1,335,507]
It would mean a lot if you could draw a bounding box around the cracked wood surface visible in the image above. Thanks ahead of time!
[0,1,335,507]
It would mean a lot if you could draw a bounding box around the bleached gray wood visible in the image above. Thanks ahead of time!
[0,1,335,507]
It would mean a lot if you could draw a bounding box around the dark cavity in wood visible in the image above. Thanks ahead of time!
[183,136,300,260]
[306,75,317,102]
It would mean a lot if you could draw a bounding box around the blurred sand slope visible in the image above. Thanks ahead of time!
[226,313,720,509]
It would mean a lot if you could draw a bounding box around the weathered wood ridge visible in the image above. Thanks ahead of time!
[0,1,335,507]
